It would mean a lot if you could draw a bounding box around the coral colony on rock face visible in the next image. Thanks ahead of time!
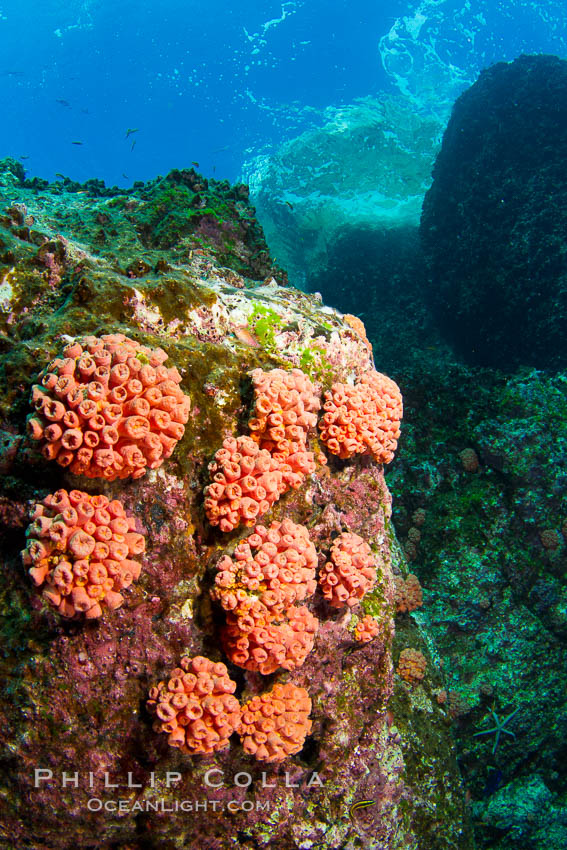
[354,614,381,643]
[220,596,319,676]
[397,648,428,685]
[22,489,145,618]
[147,656,241,755]
[26,333,191,480]
[204,435,289,532]
[238,683,312,763]
[394,573,423,614]
[212,519,318,614]
[203,367,322,533]
[318,370,402,463]
[318,531,377,608]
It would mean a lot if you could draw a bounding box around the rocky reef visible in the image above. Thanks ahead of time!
[0,159,471,849]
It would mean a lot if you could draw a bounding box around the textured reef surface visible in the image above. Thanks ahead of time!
[0,159,471,849]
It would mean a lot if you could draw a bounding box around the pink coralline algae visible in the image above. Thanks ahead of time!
[319,531,377,608]
[319,369,402,463]
[354,614,380,643]
[26,333,191,480]
[21,489,145,619]
[221,597,318,675]
[212,519,317,615]
[248,367,320,481]
[147,656,241,755]
[204,435,290,532]
[238,683,312,763]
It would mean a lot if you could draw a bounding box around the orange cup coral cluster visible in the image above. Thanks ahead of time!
[394,573,423,614]
[27,333,191,480]
[147,656,241,755]
[354,614,380,643]
[319,531,377,608]
[397,648,427,684]
[21,489,145,619]
[221,597,318,675]
[204,435,290,532]
[204,368,322,533]
[212,519,317,614]
[211,519,319,674]
[238,683,312,763]
[319,369,402,463]
[248,367,320,481]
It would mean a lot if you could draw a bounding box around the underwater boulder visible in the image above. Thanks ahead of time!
[421,54,567,369]
[0,160,471,849]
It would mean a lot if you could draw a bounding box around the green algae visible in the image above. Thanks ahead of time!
[249,303,283,353]
[299,343,335,382]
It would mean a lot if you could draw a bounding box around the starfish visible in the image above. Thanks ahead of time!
[473,706,521,754]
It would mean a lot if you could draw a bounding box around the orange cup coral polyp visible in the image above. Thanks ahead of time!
[21,489,145,619]
[27,333,191,480]
[147,656,241,755]
[238,683,312,763]
[319,369,402,464]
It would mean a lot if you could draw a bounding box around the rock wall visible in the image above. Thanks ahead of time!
[0,159,471,850]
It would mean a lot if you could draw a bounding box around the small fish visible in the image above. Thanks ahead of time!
[122,173,129,179]
[212,165,216,173]
[19,155,30,160]
[191,161,200,168]
[125,128,139,139]
[131,140,136,152]
[233,326,261,348]
[71,141,83,145]
[56,98,71,107]
[349,800,375,819]
[285,201,294,210]
[213,145,229,153]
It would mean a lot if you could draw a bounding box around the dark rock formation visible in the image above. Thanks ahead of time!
[421,54,567,369]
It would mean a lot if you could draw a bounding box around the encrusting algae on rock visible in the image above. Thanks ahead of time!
[0,159,473,850]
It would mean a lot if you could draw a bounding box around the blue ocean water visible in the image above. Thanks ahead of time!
[2,0,566,191]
